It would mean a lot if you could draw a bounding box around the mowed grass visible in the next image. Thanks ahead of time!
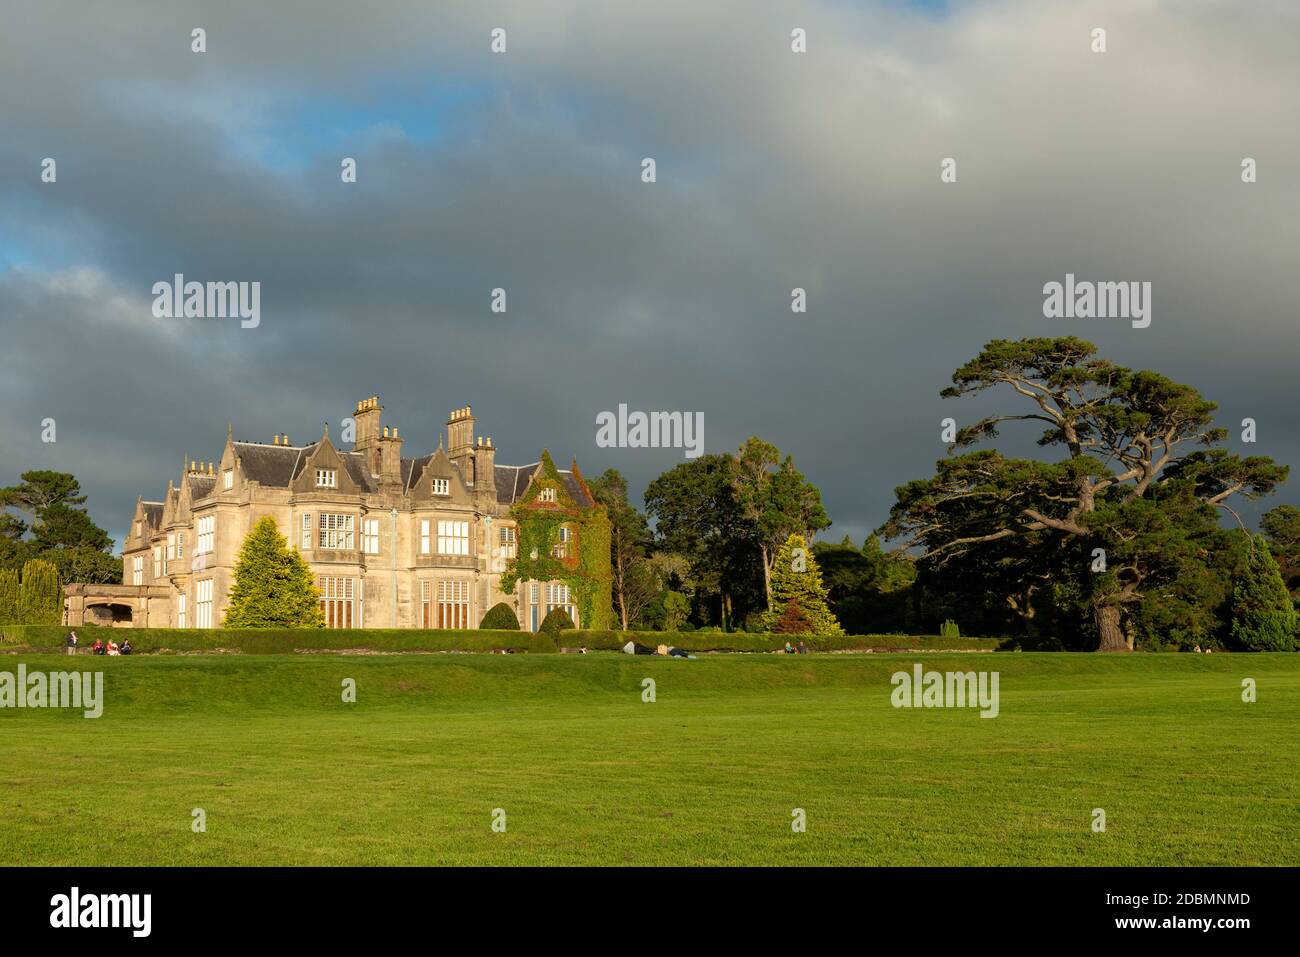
[1,653,1297,866]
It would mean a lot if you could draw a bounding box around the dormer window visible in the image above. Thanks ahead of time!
[316,469,337,488]
[432,478,450,496]
[539,488,557,503]
[223,469,233,490]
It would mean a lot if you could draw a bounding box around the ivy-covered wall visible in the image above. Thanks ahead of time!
[500,451,613,630]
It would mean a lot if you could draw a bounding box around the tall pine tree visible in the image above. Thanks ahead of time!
[1229,534,1297,651]
[224,517,325,628]
[763,534,844,636]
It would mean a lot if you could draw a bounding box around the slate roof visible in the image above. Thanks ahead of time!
[232,442,300,487]
[189,474,216,501]
[220,440,592,506]
[232,441,377,493]
[141,502,164,528]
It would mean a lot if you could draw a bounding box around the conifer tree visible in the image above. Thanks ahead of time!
[1229,535,1297,651]
[764,534,844,635]
[18,559,62,625]
[0,568,20,625]
[224,517,325,628]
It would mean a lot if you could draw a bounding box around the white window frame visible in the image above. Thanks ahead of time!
[176,532,184,559]
[437,520,469,556]
[132,555,143,586]
[196,514,215,555]
[177,592,187,629]
[152,546,162,579]
[196,579,213,629]
[420,519,431,555]
[539,488,556,503]
[223,469,233,490]
[499,525,517,558]
[362,518,380,555]
[552,525,572,559]
[301,513,312,550]
[316,468,337,488]
[432,478,450,496]
[317,513,354,550]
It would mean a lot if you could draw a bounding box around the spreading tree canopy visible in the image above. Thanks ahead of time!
[881,338,1287,651]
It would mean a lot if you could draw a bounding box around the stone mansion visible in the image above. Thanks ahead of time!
[64,397,611,632]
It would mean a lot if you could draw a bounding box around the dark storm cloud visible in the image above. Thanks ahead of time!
[1,0,1298,547]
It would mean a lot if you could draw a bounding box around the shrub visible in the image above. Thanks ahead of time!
[940,619,961,639]
[480,602,521,630]
[773,600,812,634]
[539,607,575,636]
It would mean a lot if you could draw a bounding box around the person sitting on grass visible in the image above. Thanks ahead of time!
[121,638,132,656]
[92,638,105,656]
[106,639,119,656]
[783,641,795,654]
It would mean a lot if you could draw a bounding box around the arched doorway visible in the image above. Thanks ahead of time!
[85,603,134,626]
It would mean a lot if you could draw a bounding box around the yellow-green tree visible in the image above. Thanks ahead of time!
[19,559,62,625]
[224,517,324,628]
[763,534,843,636]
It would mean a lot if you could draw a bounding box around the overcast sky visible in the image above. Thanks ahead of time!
[2,0,1297,552]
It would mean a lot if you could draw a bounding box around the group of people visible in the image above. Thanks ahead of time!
[783,640,809,654]
[64,630,131,656]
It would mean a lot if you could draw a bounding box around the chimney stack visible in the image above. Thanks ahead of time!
[352,395,383,473]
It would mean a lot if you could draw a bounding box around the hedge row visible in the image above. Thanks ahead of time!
[0,624,1000,655]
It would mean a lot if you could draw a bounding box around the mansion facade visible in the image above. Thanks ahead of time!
[64,397,610,632]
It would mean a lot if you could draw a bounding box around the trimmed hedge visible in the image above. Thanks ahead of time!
[1,623,1001,655]
[480,602,521,630]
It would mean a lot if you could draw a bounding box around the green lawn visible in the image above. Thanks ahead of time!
[1,652,1296,865]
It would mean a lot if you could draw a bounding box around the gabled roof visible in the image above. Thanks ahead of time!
[232,440,377,493]
[141,502,164,528]
[493,463,594,507]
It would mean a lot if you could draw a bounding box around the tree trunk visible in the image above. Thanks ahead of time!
[761,545,772,609]
[1094,602,1129,652]
[617,578,628,631]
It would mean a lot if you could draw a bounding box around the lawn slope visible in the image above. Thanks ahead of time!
[1,653,1296,866]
